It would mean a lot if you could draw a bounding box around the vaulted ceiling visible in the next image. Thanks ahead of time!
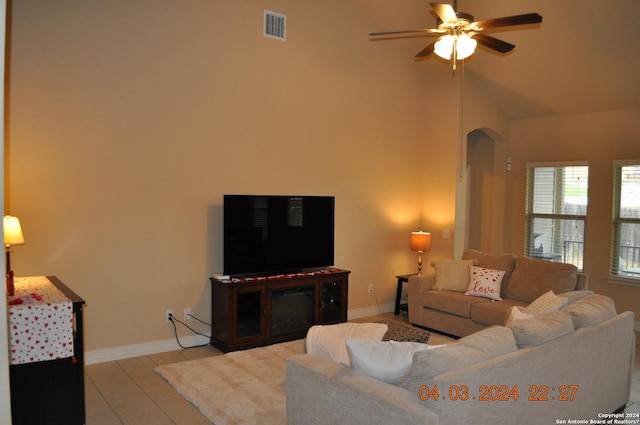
[358,0,640,119]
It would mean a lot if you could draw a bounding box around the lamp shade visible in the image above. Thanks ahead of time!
[4,216,25,246]
[411,231,431,252]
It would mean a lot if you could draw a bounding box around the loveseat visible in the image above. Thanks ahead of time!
[408,250,590,337]
[286,294,635,425]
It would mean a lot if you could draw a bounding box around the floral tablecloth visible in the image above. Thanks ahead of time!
[8,276,74,365]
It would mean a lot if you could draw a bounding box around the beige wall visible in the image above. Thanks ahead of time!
[6,0,454,352]
[6,1,637,357]
[506,108,640,319]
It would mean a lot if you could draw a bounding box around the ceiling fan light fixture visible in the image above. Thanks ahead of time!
[434,34,477,61]
[434,35,454,60]
[456,34,477,59]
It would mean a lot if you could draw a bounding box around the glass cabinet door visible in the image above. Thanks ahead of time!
[320,279,346,324]
[235,289,264,339]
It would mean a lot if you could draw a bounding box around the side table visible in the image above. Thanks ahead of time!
[394,274,415,315]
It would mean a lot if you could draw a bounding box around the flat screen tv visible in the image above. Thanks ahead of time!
[223,195,335,277]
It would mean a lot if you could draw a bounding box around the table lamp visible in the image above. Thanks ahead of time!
[411,231,431,275]
[4,215,25,296]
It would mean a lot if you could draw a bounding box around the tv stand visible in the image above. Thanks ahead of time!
[210,268,349,352]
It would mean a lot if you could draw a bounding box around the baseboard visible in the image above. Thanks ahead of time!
[87,304,399,365]
[347,302,395,320]
[85,334,210,365]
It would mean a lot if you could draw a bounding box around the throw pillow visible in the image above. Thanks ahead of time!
[345,340,446,384]
[504,306,533,327]
[523,290,568,316]
[432,259,477,292]
[305,322,388,366]
[504,256,577,302]
[508,311,574,347]
[461,250,517,291]
[464,266,505,301]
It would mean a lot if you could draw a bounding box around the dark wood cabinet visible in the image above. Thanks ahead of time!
[9,276,86,425]
[210,269,349,352]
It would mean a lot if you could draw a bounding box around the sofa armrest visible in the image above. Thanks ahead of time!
[575,272,588,290]
[286,354,439,425]
[407,274,435,324]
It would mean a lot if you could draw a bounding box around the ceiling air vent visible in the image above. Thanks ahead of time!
[264,10,286,41]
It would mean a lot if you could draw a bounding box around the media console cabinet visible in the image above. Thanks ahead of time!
[210,268,349,352]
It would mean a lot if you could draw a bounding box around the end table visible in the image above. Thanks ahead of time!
[394,274,415,315]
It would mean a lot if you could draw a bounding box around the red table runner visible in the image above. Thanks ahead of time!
[8,276,74,365]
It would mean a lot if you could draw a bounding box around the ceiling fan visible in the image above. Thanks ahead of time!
[369,2,542,72]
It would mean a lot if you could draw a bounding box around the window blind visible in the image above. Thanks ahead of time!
[525,164,588,270]
[610,163,640,279]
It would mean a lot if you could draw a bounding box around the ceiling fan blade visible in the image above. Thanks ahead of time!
[414,42,435,60]
[474,13,542,29]
[474,33,515,53]
[430,3,458,25]
[369,28,443,37]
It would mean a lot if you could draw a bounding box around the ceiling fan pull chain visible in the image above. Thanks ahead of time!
[452,40,458,74]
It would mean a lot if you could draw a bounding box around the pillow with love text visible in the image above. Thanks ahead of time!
[464,265,505,301]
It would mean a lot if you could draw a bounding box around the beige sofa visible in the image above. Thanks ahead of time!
[408,250,590,337]
[286,294,635,425]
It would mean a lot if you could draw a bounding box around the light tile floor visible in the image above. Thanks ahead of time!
[85,314,640,424]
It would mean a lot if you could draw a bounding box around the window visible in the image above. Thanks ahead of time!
[610,161,640,282]
[525,163,589,271]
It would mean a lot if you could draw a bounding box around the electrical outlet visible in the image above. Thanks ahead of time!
[184,307,191,321]
[165,309,174,323]
[368,284,374,294]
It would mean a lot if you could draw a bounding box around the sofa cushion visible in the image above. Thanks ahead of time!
[561,294,616,329]
[470,298,528,326]
[422,290,490,318]
[464,266,505,301]
[432,259,477,292]
[345,340,446,384]
[461,250,516,293]
[508,311,574,347]
[504,257,577,302]
[398,326,517,394]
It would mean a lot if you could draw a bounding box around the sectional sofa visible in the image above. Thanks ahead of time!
[286,293,635,425]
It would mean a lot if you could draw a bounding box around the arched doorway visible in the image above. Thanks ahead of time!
[463,128,509,254]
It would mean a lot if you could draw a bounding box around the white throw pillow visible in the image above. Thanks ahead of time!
[504,306,534,326]
[523,290,568,316]
[346,340,446,383]
[464,265,505,300]
[433,259,477,291]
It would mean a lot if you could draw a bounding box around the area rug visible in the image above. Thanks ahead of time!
[155,326,452,425]
[154,339,304,425]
